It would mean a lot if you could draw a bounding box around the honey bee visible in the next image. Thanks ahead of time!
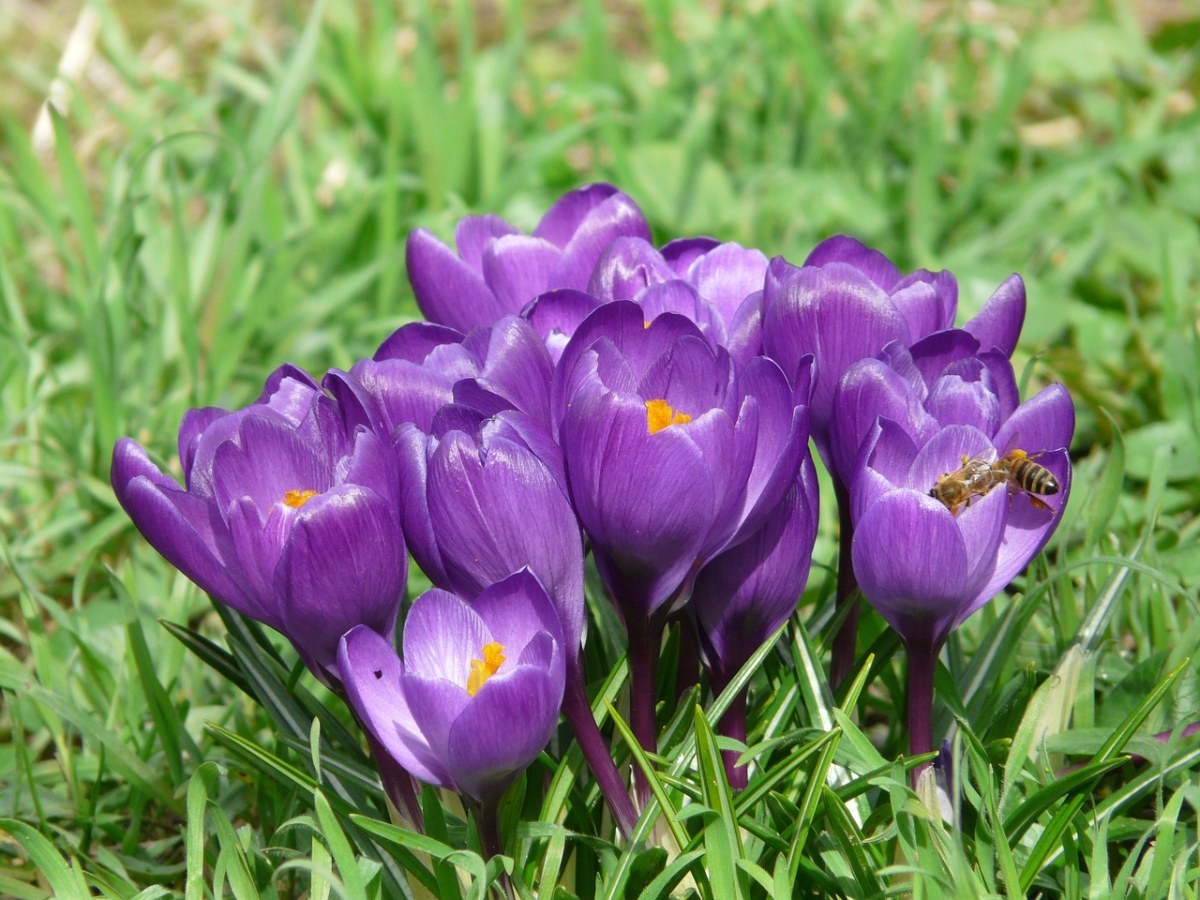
[929,449,1059,516]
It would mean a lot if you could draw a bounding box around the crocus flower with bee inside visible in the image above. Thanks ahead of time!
[839,330,1074,774]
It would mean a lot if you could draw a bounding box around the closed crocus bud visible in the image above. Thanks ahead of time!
[111,365,407,682]
[327,315,555,438]
[406,184,650,333]
[394,410,584,659]
[339,570,566,806]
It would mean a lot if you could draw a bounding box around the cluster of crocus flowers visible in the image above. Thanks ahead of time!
[113,181,1074,856]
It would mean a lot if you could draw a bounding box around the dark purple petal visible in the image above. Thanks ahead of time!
[964,275,1025,357]
[660,236,721,275]
[953,486,1007,601]
[852,490,969,649]
[638,281,726,346]
[831,358,936,487]
[890,270,958,344]
[852,419,920,520]
[907,329,982,392]
[401,673,473,787]
[210,416,330,521]
[428,435,584,651]
[762,257,908,440]
[562,389,714,618]
[179,407,227,482]
[338,626,454,787]
[803,235,902,291]
[470,315,554,425]
[446,665,563,801]
[924,365,1002,435]
[406,228,506,332]
[394,425,451,588]
[275,485,406,672]
[373,321,468,364]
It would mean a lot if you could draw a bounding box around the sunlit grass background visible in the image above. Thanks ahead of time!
[2,0,1199,896]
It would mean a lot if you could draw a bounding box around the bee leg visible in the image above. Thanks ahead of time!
[1027,496,1053,512]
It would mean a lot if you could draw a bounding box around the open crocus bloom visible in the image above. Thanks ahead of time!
[111,365,406,680]
[339,570,566,803]
[850,382,1074,652]
[406,183,650,333]
[554,301,809,620]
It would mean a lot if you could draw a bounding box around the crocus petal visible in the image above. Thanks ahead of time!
[905,424,996,495]
[401,674,473,788]
[992,383,1076,459]
[178,407,228,482]
[523,289,602,363]
[726,291,764,366]
[686,242,769,326]
[472,569,567,654]
[455,214,519,268]
[401,589,490,685]
[547,189,653,289]
[276,485,406,671]
[660,236,721,275]
[890,271,958,343]
[394,425,451,588]
[587,237,676,303]
[804,235,902,291]
[638,281,726,346]
[406,228,506,332]
[338,626,454,788]
[906,329,982,393]
[762,258,908,440]
[562,389,714,617]
[446,665,562,801]
[482,235,560,314]
[952,484,1007,600]
[924,367,1002,435]
[112,440,258,618]
[968,447,1072,615]
[374,321,469,365]
[831,358,935,486]
[964,274,1025,357]
[210,416,330,518]
[470,315,555,425]
[852,490,969,649]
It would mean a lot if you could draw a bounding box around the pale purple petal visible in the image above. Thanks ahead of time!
[803,235,901,291]
[964,274,1025,357]
[482,234,560,314]
[401,589,490,685]
[455,214,519,268]
[993,383,1076,457]
[406,228,506,332]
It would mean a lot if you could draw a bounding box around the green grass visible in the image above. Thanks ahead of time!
[2,0,1199,896]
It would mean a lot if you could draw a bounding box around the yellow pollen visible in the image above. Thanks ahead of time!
[645,399,692,434]
[466,642,506,696]
[643,320,652,329]
[283,489,319,508]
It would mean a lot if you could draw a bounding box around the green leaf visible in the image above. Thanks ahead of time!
[0,819,91,900]
[692,704,744,900]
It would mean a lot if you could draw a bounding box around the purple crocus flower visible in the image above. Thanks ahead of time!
[690,464,820,787]
[525,236,768,365]
[843,336,1075,770]
[328,314,554,437]
[339,570,565,854]
[393,407,639,834]
[554,300,809,763]
[761,235,1025,687]
[762,235,1025,459]
[111,365,406,682]
[406,183,650,333]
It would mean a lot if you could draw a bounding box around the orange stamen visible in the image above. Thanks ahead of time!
[645,399,692,434]
[466,642,506,696]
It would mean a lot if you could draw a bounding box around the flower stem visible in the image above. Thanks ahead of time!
[561,658,639,837]
[625,608,668,805]
[830,479,860,690]
[365,733,424,830]
[715,681,749,790]
[906,639,938,786]
[475,795,514,899]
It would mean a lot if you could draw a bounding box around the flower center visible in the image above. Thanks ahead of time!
[282,489,319,508]
[645,398,692,434]
[466,642,506,696]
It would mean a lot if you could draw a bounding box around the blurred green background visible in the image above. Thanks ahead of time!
[1,0,1198,894]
